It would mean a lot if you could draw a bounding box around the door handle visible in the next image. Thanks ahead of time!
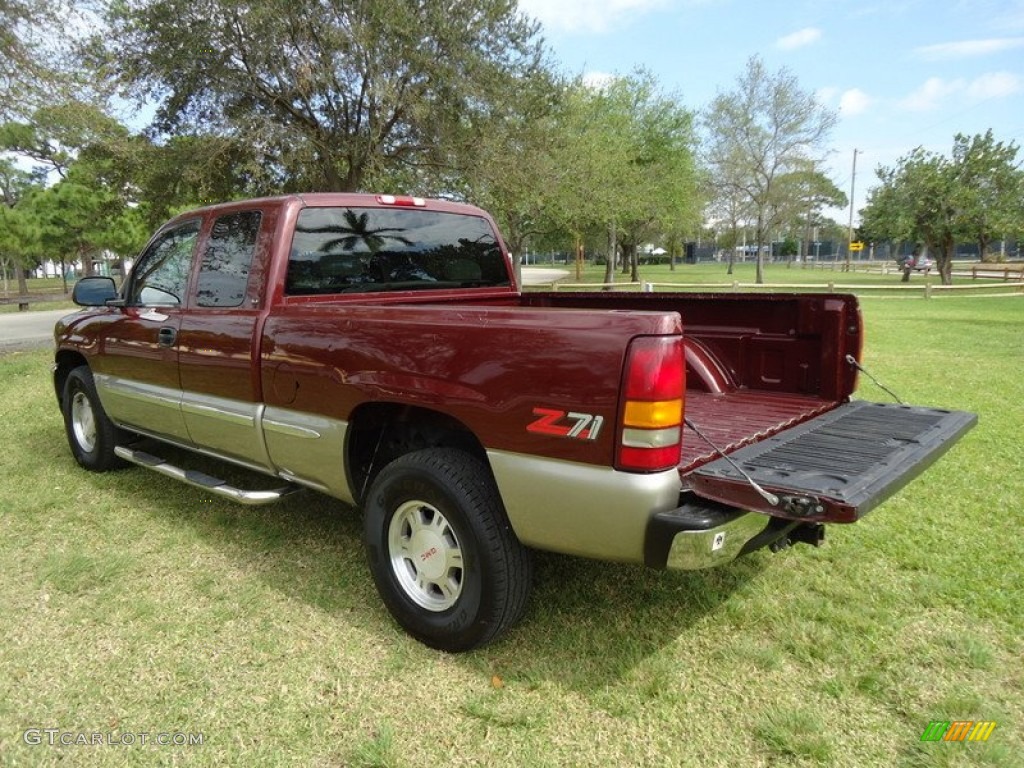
[158,326,177,347]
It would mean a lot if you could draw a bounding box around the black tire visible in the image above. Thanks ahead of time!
[62,366,127,472]
[363,448,532,652]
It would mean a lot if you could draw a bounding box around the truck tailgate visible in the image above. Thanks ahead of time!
[683,401,977,523]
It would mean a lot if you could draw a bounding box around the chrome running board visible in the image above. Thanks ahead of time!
[114,446,298,505]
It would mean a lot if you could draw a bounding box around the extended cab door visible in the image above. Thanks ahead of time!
[94,220,200,441]
[177,208,272,469]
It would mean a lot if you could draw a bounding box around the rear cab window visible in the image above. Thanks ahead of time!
[285,207,510,295]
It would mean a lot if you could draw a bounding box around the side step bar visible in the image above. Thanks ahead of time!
[114,446,299,505]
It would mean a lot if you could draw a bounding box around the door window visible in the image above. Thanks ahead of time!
[129,221,201,306]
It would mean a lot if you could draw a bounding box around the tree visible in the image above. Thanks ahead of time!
[542,79,636,281]
[860,131,1024,284]
[952,130,1024,262]
[539,73,700,284]
[2,0,103,121]
[98,0,549,192]
[456,70,564,287]
[864,149,959,284]
[702,56,837,283]
[706,171,753,275]
[610,73,701,284]
[0,157,42,292]
[1,0,49,119]
[771,163,847,264]
[0,101,133,179]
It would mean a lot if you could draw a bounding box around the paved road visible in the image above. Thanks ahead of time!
[521,267,570,286]
[0,308,75,352]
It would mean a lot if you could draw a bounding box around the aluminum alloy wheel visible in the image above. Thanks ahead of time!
[70,391,98,454]
[387,500,464,611]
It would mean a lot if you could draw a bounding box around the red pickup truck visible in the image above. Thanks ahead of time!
[54,193,975,651]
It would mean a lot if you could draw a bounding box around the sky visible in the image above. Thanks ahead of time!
[517,0,1024,223]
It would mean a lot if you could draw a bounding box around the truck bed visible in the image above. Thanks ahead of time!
[680,390,835,472]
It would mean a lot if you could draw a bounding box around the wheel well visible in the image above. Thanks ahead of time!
[53,351,88,404]
[346,403,488,505]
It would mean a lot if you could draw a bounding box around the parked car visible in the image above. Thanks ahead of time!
[897,254,934,272]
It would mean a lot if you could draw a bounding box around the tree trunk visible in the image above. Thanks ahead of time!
[80,246,94,277]
[512,247,523,289]
[630,246,640,283]
[15,263,29,295]
[978,236,992,263]
[602,223,616,289]
[754,219,765,284]
[935,236,954,286]
[505,225,525,290]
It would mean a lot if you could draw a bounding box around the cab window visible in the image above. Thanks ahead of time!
[196,211,262,308]
[285,207,509,295]
[129,221,201,306]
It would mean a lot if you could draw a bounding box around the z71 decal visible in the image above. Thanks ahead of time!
[527,408,604,441]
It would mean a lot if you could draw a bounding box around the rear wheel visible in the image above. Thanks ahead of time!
[363,448,532,652]
[62,366,127,472]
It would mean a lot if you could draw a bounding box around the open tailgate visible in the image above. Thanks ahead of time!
[684,401,976,523]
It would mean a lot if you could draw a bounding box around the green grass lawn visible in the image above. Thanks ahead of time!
[1,296,1021,766]
[530,260,1024,299]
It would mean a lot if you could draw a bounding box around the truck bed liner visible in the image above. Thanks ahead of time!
[681,390,835,472]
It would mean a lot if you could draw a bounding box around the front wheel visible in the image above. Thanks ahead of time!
[62,366,127,472]
[363,448,532,652]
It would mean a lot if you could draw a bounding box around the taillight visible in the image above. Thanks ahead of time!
[376,194,426,207]
[616,336,685,472]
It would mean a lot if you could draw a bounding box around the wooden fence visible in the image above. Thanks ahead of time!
[0,293,69,311]
[544,280,1024,299]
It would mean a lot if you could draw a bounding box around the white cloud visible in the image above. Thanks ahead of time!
[899,77,966,111]
[517,0,672,34]
[966,71,1023,100]
[839,88,871,116]
[915,37,1024,60]
[899,72,1022,111]
[582,71,618,90]
[776,27,822,50]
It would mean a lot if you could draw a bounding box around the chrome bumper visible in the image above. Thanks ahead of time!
[645,498,820,570]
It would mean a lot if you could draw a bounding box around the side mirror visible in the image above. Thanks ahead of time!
[72,276,119,307]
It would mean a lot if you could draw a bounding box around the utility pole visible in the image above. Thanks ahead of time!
[845,148,858,272]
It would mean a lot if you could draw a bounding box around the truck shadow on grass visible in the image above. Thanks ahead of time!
[69,437,766,694]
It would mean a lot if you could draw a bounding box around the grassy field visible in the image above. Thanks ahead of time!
[528,260,1024,298]
[1,294,1021,766]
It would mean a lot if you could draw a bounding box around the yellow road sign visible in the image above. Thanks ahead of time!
[849,241,865,251]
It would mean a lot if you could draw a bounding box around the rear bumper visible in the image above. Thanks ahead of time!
[644,498,823,570]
